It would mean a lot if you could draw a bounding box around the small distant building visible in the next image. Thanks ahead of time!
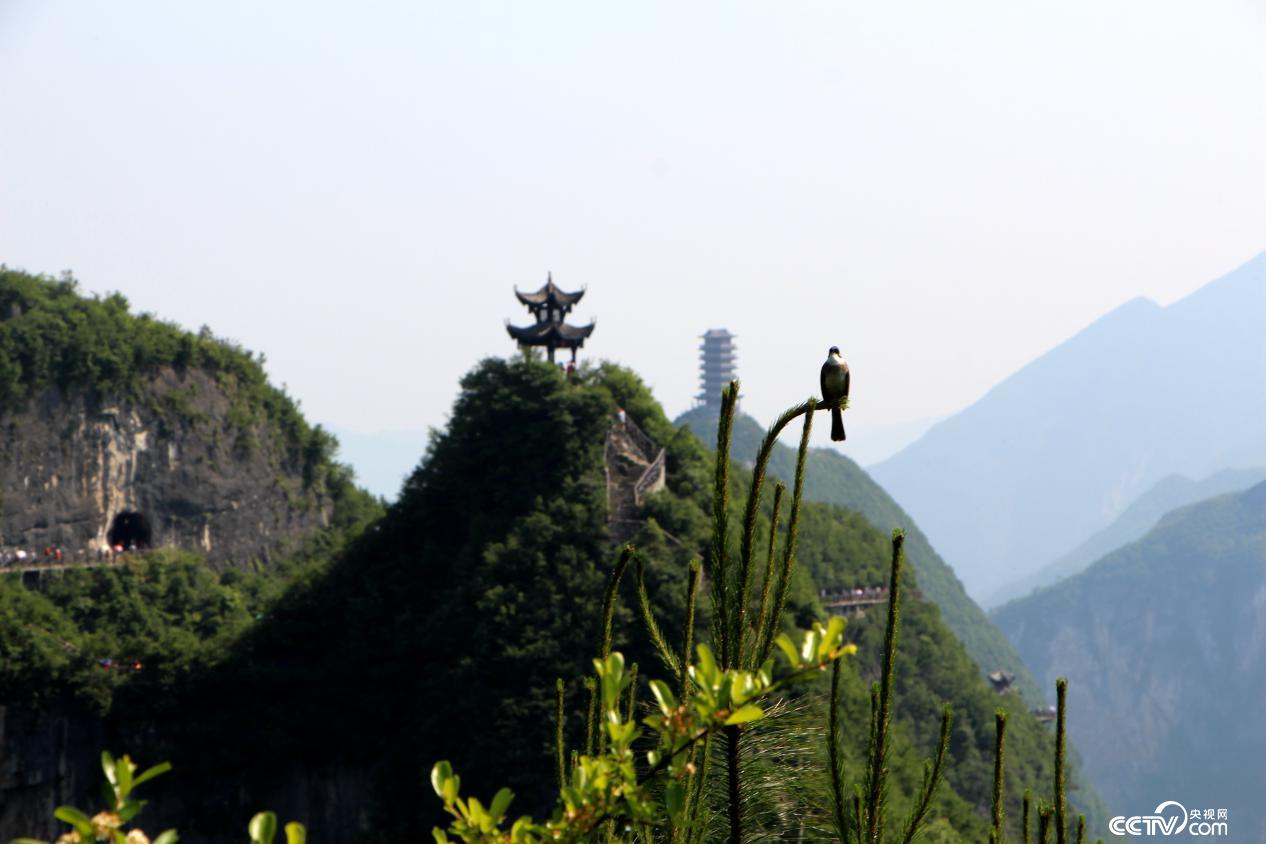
[506,273,595,363]
[697,328,737,408]
[987,670,1016,693]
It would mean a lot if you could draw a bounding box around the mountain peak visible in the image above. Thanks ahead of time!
[870,257,1266,600]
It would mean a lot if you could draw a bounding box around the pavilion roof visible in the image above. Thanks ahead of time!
[506,320,596,345]
[514,274,585,309]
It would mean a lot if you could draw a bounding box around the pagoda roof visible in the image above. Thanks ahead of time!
[506,320,596,345]
[515,274,585,309]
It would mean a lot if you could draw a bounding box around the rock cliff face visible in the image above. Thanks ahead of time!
[0,704,104,839]
[0,703,374,842]
[0,367,332,568]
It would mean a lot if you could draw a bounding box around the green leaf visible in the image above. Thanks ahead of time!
[10,838,51,844]
[284,822,306,844]
[115,754,134,799]
[695,644,718,683]
[154,831,180,844]
[489,788,514,823]
[774,634,800,668]
[131,761,173,790]
[430,761,453,799]
[723,704,765,725]
[648,679,676,712]
[249,811,278,844]
[599,652,626,708]
[432,830,450,844]
[101,751,117,786]
[53,806,94,836]
[800,629,820,664]
[825,615,845,651]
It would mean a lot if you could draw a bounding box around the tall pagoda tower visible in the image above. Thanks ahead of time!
[697,328,737,408]
[506,273,596,363]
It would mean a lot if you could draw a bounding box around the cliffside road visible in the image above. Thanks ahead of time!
[1,554,129,575]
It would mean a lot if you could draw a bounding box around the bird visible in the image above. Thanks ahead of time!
[820,346,850,442]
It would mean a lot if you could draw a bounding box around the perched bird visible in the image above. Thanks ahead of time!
[820,346,850,442]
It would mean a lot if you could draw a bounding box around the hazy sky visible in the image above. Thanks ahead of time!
[2,1,1263,457]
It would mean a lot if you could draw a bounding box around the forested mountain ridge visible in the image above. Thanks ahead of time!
[993,481,1266,841]
[677,405,1044,704]
[870,251,1266,600]
[986,466,1266,607]
[4,353,1104,841]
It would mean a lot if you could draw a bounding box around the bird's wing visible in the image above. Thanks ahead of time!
[820,360,830,400]
[843,367,850,398]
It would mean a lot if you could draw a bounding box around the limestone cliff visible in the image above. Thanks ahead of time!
[0,367,333,569]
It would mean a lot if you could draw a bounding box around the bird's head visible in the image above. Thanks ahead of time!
[828,346,841,356]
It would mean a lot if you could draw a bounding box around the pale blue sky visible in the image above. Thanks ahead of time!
[2,1,1263,465]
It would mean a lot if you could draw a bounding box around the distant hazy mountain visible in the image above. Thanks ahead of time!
[831,414,944,467]
[985,466,1266,607]
[677,405,1044,703]
[992,481,1266,839]
[331,427,428,500]
[871,251,1266,600]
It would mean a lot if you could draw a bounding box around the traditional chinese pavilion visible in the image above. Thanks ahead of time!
[506,273,595,363]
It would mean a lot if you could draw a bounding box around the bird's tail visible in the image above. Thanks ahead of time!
[831,408,845,442]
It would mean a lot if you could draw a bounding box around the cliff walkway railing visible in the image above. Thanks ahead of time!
[821,586,921,613]
[605,414,667,543]
[633,447,666,504]
[0,550,137,575]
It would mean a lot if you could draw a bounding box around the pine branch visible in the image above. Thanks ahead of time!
[625,662,639,723]
[684,732,713,844]
[584,677,597,756]
[555,678,567,790]
[752,482,785,660]
[900,704,953,844]
[865,531,906,843]
[828,660,849,841]
[755,407,815,665]
[735,398,816,667]
[680,559,701,697]
[725,724,742,844]
[1055,678,1068,844]
[634,553,682,678]
[992,710,1008,842]
[709,381,738,668]
[597,544,635,662]
[595,545,635,753]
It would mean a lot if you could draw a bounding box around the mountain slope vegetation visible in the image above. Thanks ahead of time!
[871,251,1266,600]
[993,481,1266,839]
[677,405,1044,703]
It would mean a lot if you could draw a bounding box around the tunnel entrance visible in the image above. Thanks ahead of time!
[108,511,152,551]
